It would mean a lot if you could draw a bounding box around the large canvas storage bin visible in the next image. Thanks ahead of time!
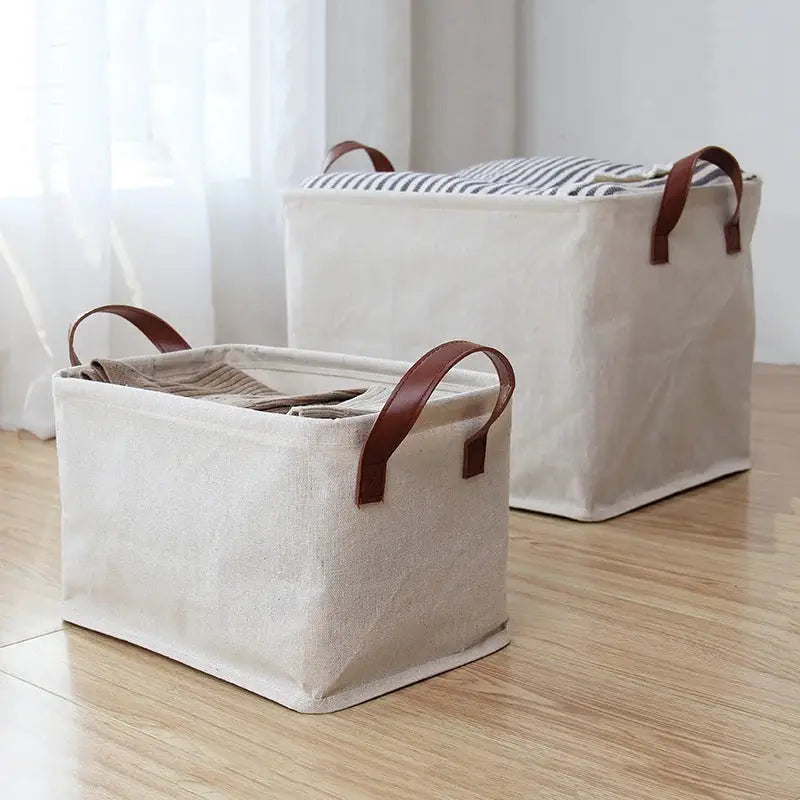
[55,306,515,713]
[285,143,762,521]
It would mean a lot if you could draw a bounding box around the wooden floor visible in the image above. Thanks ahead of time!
[1,365,799,799]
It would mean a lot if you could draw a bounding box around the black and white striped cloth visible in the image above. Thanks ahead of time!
[302,155,750,197]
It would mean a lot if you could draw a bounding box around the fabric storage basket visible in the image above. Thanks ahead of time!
[55,305,515,713]
[284,141,762,521]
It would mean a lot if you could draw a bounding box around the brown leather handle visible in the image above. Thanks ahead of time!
[323,140,395,174]
[69,304,191,366]
[651,145,743,265]
[356,340,515,506]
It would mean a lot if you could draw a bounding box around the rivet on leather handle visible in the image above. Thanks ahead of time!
[651,145,743,265]
[356,340,515,507]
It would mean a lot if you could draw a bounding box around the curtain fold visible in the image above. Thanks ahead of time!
[0,0,517,437]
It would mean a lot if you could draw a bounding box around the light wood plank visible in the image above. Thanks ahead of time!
[0,363,799,799]
[0,670,251,800]
[0,434,62,646]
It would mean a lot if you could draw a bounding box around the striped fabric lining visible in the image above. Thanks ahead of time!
[302,155,749,197]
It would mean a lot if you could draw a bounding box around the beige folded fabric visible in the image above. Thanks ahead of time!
[288,384,393,418]
[81,359,365,414]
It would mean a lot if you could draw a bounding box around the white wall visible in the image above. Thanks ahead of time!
[411,0,518,172]
[520,0,799,363]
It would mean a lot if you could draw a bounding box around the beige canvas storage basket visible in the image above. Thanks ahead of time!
[285,142,762,521]
[55,306,515,713]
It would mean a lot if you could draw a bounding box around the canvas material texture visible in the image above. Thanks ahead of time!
[53,345,512,713]
[284,181,761,521]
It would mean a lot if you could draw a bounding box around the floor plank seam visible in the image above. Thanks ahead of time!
[0,626,64,650]
[0,669,217,800]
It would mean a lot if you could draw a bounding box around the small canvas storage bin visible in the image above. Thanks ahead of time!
[285,142,762,521]
[55,306,515,713]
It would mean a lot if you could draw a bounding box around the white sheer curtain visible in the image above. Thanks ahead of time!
[0,0,516,438]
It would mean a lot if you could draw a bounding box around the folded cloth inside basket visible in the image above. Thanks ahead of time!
[81,359,366,414]
[288,384,395,418]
